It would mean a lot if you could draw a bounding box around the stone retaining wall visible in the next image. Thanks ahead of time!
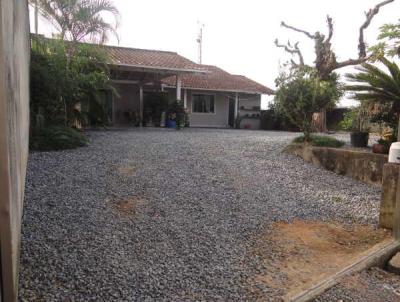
[284,144,388,187]
[285,144,400,230]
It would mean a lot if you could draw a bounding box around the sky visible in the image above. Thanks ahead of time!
[30,0,400,108]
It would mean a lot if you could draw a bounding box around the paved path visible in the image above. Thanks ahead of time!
[19,129,381,301]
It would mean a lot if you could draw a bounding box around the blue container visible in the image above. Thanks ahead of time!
[166,119,176,128]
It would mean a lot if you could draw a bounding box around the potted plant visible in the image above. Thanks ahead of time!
[372,128,395,154]
[341,106,370,148]
[372,139,391,154]
[165,100,185,129]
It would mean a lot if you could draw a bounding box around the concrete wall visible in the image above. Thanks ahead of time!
[186,90,229,128]
[285,144,388,187]
[239,118,260,130]
[238,94,261,111]
[0,0,30,301]
[238,94,261,130]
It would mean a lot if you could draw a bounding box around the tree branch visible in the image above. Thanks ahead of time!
[358,0,394,57]
[326,15,333,44]
[335,56,371,70]
[280,21,316,39]
[275,39,305,66]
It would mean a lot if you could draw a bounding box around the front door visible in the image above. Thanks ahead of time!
[228,98,235,128]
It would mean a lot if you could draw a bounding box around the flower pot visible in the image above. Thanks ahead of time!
[372,143,389,154]
[166,119,176,128]
[350,131,369,148]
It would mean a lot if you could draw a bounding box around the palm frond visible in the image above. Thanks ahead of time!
[346,58,400,107]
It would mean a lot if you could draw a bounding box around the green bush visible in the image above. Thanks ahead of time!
[274,68,342,141]
[293,135,345,148]
[30,126,89,151]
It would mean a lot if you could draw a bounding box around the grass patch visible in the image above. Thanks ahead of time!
[293,135,345,148]
[331,196,343,203]
[30,126,89,151]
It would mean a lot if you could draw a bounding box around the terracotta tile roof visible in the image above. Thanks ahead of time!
[162,65,274,95]
[104,45,204,72]
[32,36,272,93]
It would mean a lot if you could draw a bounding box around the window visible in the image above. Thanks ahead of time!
[192,94,215,113]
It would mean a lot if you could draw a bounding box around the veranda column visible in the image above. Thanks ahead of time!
[176,75,182,101]
[183,89,187,109]
[234,92,239,128]
[139,85,144,126]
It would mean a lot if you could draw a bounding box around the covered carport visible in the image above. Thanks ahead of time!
[104,46,208,126]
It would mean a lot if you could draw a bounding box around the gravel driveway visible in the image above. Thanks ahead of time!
[19,129,382,301]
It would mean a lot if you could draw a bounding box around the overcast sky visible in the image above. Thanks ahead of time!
[31,0,400,107]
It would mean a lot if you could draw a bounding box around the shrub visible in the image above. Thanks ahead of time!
[30,36,116,128]
[30,126,89,151]
[274,68,343,141]
[293,135,345,148]
[260,103,300,131]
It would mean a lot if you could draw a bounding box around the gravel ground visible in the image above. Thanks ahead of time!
[314,267,400,302]
[19,128,382,301]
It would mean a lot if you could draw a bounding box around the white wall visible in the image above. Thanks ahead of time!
[186,90,230,128]
[0,0,30,301]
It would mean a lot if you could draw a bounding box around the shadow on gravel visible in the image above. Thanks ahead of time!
[248,219,391,300]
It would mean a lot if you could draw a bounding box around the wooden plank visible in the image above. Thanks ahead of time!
[287,240,400,302]
[0,1,30,301]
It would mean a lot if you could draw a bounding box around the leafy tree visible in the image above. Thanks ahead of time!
[371,20,400,58]
[275,0,394,132]
[274,68,342,141]
[346,58,400,140]
[32,0,120,43]
[31,36,116,127]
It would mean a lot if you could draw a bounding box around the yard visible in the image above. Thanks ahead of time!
[19,129,386,301]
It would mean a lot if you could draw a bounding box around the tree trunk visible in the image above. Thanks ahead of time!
[320,109,327,133]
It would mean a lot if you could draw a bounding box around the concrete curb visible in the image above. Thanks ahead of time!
[286,240,400,302]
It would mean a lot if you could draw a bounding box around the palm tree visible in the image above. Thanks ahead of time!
[33,0,120,44]
[346,58,400,141]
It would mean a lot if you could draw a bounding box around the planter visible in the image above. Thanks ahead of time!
[373,143,389,154]
[350,131,369,148]
[166,119,176,128]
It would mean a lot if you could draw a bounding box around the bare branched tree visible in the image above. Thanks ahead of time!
[275,0,395,80]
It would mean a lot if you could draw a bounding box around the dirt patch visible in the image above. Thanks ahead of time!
[117,164,137,177]
[113,196,145,215]
[249,219,391,300]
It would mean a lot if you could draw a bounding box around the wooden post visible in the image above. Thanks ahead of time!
[0,1,30,301]
[139,85,143,127]
[393,169,400,240]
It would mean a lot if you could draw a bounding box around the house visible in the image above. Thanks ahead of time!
[104,44,274,129]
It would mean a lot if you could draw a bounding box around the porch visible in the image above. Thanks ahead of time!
[109,67,250,129]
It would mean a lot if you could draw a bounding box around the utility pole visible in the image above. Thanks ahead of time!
[196,21,204,64]
[34,0,39,34]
